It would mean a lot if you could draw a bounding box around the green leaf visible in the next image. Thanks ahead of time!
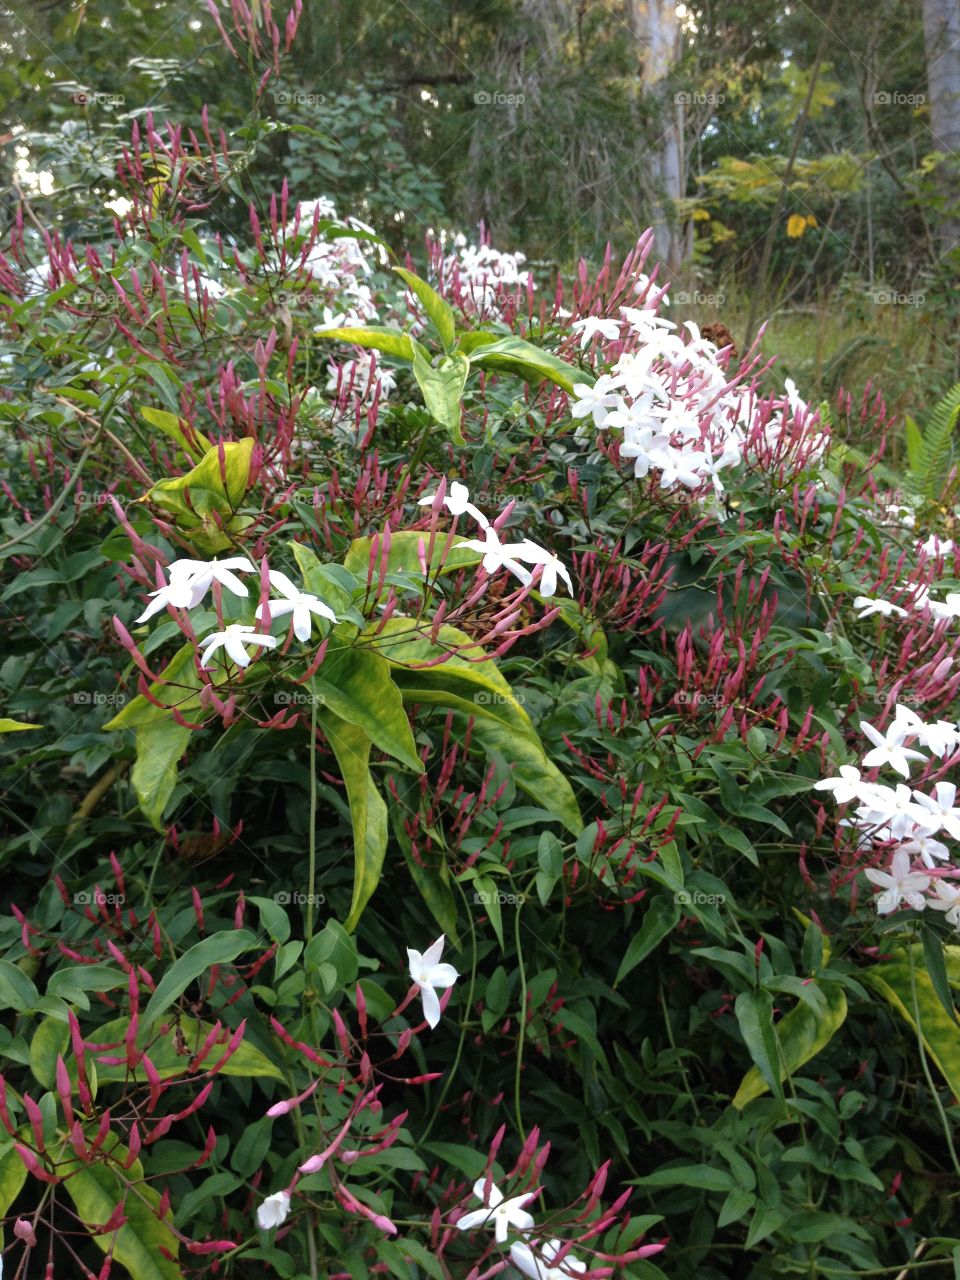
[140,405,211,462]
[735,988,784,1102]
[313,324,414,361]
[903,415,924,473]
[144,438,254,519]
[0,959,39,1012]
[466,335,592,394]
[342,529,481,581]
[473,874,505,948]
[63,1145,181,1280]
[468,713,582,836]
[130,717,192,831]
[394,268,456,351]
[319,712,389,931]
[862,954,960,1097]
[388,777,459,942]
[921,925,959,1026]
[142,931,259,1025]
[732,980,847,1109]
[632,1164,735,1192]
[47,965,128,1009]
[93,1014,284,1082]
[311,640,423,772]
[106,642,227,829]
[365,618,581,834]
[614,895,681,987]
[0,1143,27,1217]
[0,718,40,733]
[411,344,469,443]
[29,1018,69,1090]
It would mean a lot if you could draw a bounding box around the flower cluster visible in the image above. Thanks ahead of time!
[421,480,574,598]
[432,229,532,317]
[816,704,960,919]
[135,556,338,667]
[569,288,827,501]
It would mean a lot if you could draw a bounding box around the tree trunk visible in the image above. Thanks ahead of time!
[921,0,960,259]
[626,0,685,270]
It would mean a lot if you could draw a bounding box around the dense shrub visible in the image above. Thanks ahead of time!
[2,9,960,1280]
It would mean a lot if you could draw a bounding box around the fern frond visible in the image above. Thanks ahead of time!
[916,383,960,500]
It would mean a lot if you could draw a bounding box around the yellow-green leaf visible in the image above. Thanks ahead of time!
[732,980,847,1109]
[411,344,469,444]
[311,637,423,773]
[394,267,456,351]
[0,718,40,732]
[320,712,389,932]
[63,1144,181,1280]
[144,437,254,519]
[343,529,481,582]
[0,1142,27,1217]
[93,1014,284,1081]
[140,406,211,462]
[862,955,960,1098]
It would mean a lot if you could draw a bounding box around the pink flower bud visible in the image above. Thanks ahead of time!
[14,1218,37,1246]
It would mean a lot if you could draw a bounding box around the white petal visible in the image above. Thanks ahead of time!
[213,568,250,598]
[225,632,253,667]
[292,605,313,643]
[421,935,446,968]
[419,983,441,1029]
[425,962,458,989]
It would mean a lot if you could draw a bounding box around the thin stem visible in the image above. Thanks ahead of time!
[306,693,319,943]
[907,943,960,1178]
[513,896,528,1141]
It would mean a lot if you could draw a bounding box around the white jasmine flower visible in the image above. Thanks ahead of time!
[418,481,489,529]
[407,935,458,1029]
[860,719,928,778]
[198,624,278,670]
[928,880,960,927]
[136,556,256,622]
[814,765,865,805]
[912,782,960,840]
[570,374,621,429]
[864,849,930,914]
[898,829,952,868]
[852,596,907,620]
[571,316,622,348]
[855,783,929,839]
[507,539,573,597]
[257,1190,291,1230]
[919,534,954,557]
[456,1177,536,1243]
[256,570,337,642]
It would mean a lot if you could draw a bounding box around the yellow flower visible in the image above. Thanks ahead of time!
[786,214,808,238]
[806,214,817,226]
